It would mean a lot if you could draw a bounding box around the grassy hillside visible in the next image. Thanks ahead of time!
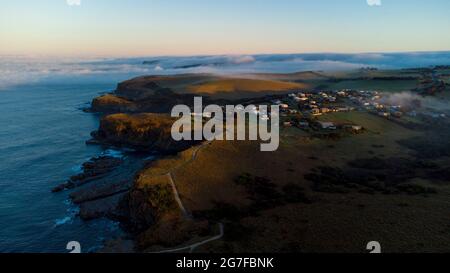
[187,78,307,94]
[131,114,450,252]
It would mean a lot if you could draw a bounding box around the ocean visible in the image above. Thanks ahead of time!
[0,82,125,252]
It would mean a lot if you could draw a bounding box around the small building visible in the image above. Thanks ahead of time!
[283,121,293,127]
[318,121,337,130]
[392,111,403,118]
[343,124,363,132]
[351,125,363,132]
[311,108,321,116]
[298,121,310,129]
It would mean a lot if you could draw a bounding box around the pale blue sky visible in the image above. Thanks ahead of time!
[1,0,450,57]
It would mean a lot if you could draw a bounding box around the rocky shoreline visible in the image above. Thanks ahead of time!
[53,76,222,252]
[55,74,296,252]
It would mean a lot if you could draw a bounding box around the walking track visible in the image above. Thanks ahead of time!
[143,141,224,253]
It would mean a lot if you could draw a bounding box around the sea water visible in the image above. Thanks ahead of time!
[0,82,124,253]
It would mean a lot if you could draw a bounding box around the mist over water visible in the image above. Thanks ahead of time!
[2,51,450,90]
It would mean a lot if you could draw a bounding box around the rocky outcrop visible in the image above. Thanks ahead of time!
[90,113,197,153]
[70,179,131,204]
[89,77,200,114]
[90,94,138,113]
[52,156,123,192]
[116,175,179,233]
[87,74,293,114]
[79,192,128,220]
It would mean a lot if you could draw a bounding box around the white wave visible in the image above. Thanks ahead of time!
[71,164,83,174]
[54,200,80,227]
[101,149,124,158]
[54,216,72,227]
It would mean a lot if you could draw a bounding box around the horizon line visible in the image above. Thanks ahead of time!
[2,49,450,60]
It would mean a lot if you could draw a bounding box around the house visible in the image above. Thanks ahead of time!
[321,108,331,114]
[343,124,363,132]
[311,108,322,116]
[298,121,310,129]
[392,111,403,118]
[318,121,337,130]
[283,121,293,127]
[337,107,350,112]
[348,125,363,132]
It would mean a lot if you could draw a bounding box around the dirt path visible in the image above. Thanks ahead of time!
[161,141,211,219]
[144,141,224,253]
[151,223,224,253]
[166,172,191,219]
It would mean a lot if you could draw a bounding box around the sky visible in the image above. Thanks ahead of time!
[1,0,450,57]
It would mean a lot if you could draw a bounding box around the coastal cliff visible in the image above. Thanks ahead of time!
[89,74,304,114]
[91,113,196,153]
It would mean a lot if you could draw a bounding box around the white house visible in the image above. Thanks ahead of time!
[318,121,337,130]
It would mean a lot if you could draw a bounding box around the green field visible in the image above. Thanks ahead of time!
[319,112,389,130]
[325,79,419,93]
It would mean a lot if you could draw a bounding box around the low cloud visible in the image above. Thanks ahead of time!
[367,0,382,6]
[3,52,450,90]
[229,55,256,64]
[380,91,450,113]
[67,0,81,6]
